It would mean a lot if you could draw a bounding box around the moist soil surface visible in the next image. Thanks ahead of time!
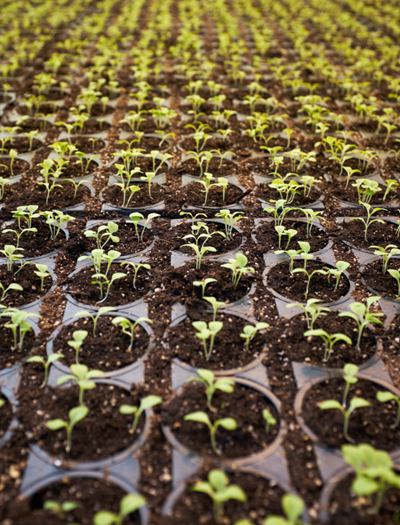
[166,311,268,370]
[69,136,106,153]
[118,135,172,152]
[266,312,378,368]
[170,220,242,255]
[176,158,241,178]
[52,314,149,371]
[162,381,279,458]
[102,183,166,208]
[267,260,350,302]
[67,263,152,306]
[0,317,37,370]
[340,218,400,250]
[256,184,321,206]
[83,221,155,256]
[0,159,30,178]
[164,259,253,304]
[19,383,145,461]
[182,181,243,208]
[332,180,399,205]
[0,137,43,153]
[302,377,400,450]
[162,470,285,525]
[327,473,400,525]
[362,258,400,298]
[254,220,330,253]
[0,394,13,437]
[8,477,140,525]
[0,264,52,307]
[0,219,66,258]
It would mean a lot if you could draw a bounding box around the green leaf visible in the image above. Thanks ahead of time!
[349,397,371,410]
[140,395,162,410]
[184,411,211,426]
[120,494,146,518]
[47,418,68,430]
[352,475,379,496]
[197,369,215,384]
[217,417,237,430]
[218,485,247,502]
[319,400,342,411]
[69,406,89,426]
[120,405,137,415]
[93,510,117,525]
[209,469,228,491]
[282,493,304,521]
[192,481,214,498]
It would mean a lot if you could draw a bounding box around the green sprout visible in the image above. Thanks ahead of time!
[120,261,150,289]
[184,411,237,454]
[26,353,64,388]
[47,406,89,453]
[84,222,119,250]
[193,277,217,297]
[94,494,147,525]
[119,395,162,434]
[339,296,383,349]
[57,363,104,406]
[44,500,79,519]
[303,329,352,362]
[262,408,277,435]
[240,322,270,351]
[187,369,235,411]
[67,330,87,365]
[193,321,223,360]
[376,391,400,429]
[319,397,370,442]
[286,299,330,330]
[221,253,255,289]
[112,316,152,350]
[73,307,116,336]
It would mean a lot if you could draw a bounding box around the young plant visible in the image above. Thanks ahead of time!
[40,210,75,240]
[240,322,270,351]
[191,469,246,523]
[292,267,327,299]
[193,277,217,297]
[221,253,255,289]
[4,310,40,351]
[94,494,147,525]
[184,411,237,454]
[84,222,119,250]
[339,296,383,349]
[140,171,156,198]
[300,209,326,238]
[2,224,37,249]
[319,397,370,442]
[263,494,307,525]
[187,369,235,411]
[120,261,150,289]
[286,299,330,330]
[44,500,79,519]
[262,408,277,436]
[127,212,160,243]
[324,261,349,291]
[73,306,116,336]
[303,329,352,362]
[350,202,385,242]
[92,271,126,304]
[47,406,89,453]
[196,173,218,206]
[33,263,51,291]
[215,210,246,240]
[377,391,400,429]
[26,353,64,388]
[370,244,400,273]
[57,364,104,406]
[203,296,225,322]
[193,321,223,360]
[0,245,24,271]
[388,269,400,299]
[0,282,23,301]
[119,395,162,434]
[112,316,152,350]
[67,330,87,365]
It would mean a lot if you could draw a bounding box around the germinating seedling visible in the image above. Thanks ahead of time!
[304,329,352,362]
[0,245,24,272]
[323,261,349,292]
[26,353,64,388]
[0,282,23,301]
[193,277,217,297]
[73,306,116,336]
[84,222,120,250]
[92,271,126,304]
[339,296,383,349]
[342,443,400,515]
[67,330,87,364]
[4,309,40,351]
[112,316,152,350]
[47,405,89,453]
[193,320,223,360]
[286,298,330,330]
[94,494,147,525]
[215,210,247,240]
[239,493,308,525]
[262,408,277,435]
[44,500,79,519]
[319,397,370,442]
[221,253,255,289]
[119,395,162,434]
[33,263,51,291]
[184,411,236,454]
[388,269,400,299]
[240,322,269,351]
[120,261,150,289]
[377,391,400,428]
[350,202,385,242]
[40,210,75,240]
[370,244,400,273]
[187,369,235,411]
[292,266,327,299]
[127,212,160,243]
[191,469,246,524]
[57,364,104,406]
[203,296,225,321]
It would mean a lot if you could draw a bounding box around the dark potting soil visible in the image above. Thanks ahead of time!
[180,136,234,153]
[102,183,166,208]
[183,181,244,208]
[254,220,330,253]
[0,317,36,370]
[9,478,140,525]
[267,260,350,302]
[111,156,170,175]
[0,394,13,437]
[80,120,112,134]
[69,136,106,153]
[302,377,400,450]
[21,383,145,461]
[118,135,172,152]
[164,259,253,304]
[166,311,268,370]
[332,180,398,205]
[0,264,52,307]
[266,312,377,369]
[54,157,98,178]
[162,470,285,525]
[327,473,400,525]
[339,218,399,250]
[162,381,279,459]
[88,103,114,117]
[0,159,30,178]
[0,137,43,154]
[176,158,241,178]
[170,220,242,255]
[0,219,66,257]
[362,258,400,299]
[53,315,149,372]
[257,184,321,206]
[83,220,155,256]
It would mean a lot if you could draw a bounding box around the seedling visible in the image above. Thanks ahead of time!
[127,212,160,243]
[2,225,37,249]
[119,395,162,434]
[0,282,23,301]
[184,411,237,454]
[203,296,225,321]
[292,267,327,298]
[92,271,126,303]
[193,277,217,297]
[4,310,40,351]
[73,307,116,336]
[94,494,147,525]
[350,203,385,242]
[342,363,359,407]
[263,493,307,525]
[47,406,89,453]
[40,210,75,240]
[120,261,150,289]
[67,330,87,364]
[342,443,400,515]
[370,244,400,273]
[221,253,255,289]
[215,210,246,240]
[339,296,383,349]
[193,321,223,360]
[84,222,120,250]
[44,500,79,519]
[388,269,400,299]
[196,173,218,206]
[8,149,18,177]
[57,364,104,406]
[319,397,370,442]
[11,205,40,229]
[383,179,398,201]
[304,329,352,362]
[140,171,156,197]
[26,353,64,388]
[191,469,246,523]
[300,209,326,238]
[324,261,349,291]
[0,245,24,271]
[33,263,51,291]
[187,369,235,411]
[286,299,330,329]
[377,391,400,428]
[112,316,152,350]
[262,408,277,435]
[240,322,270,351]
